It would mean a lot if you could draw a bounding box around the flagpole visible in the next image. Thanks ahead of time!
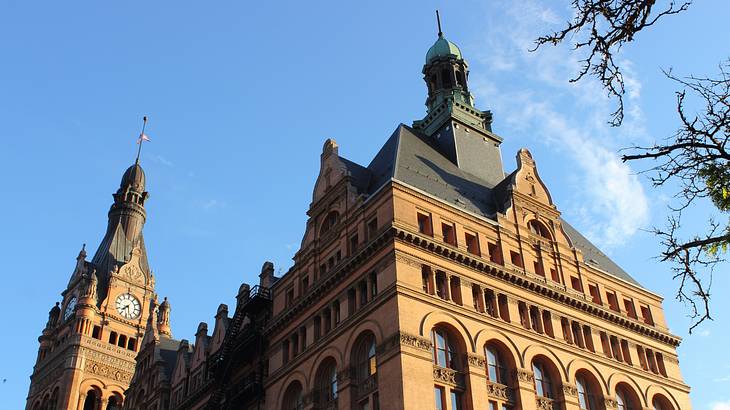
[135,116,148,164]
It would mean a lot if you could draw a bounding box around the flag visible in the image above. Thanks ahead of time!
[137,133,151,144]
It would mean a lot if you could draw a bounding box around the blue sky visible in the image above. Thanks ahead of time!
[1,0,728,408]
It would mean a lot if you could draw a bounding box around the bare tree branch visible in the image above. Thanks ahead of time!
[624,62,730,332]
[533,0,691,126]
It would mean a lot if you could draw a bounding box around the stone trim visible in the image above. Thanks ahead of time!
[393,226,681,347]
[514,369,535,384]
[561,383,578,397]
[467,353,486,368]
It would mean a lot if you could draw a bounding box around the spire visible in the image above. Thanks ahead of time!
[436,9,443,38]
[142,296,160,346]
[90,124,153,302]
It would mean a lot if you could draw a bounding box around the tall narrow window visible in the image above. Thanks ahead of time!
[417,212,433,236]
[620,339,632,364]
[583,325,595,352]
[498,294,510,322]
[465,232,480,255]
[435,271,448,300]
[434,386,446,410]
[518,302,530,329]
[588,284,601,305]
[542,310,554,337]
[450,391,462,410]
[488,242,503,265]
[485,289,497,317]
[333,300,341,325]
[485,346,508,384]
[600,332,612,358]
[350,234,359,254]
[532,361,553,398]
[472,285,484,313]
[422,266,434,294]
[576,376,597,410]
[624,298,637,319]
[367,217,378,240]
[369,271,378,298]
[571,321,585,348]
[431,327,459,369]
[641,304,654,325]
[510,251,523,268]
[606,291,620,312]
[442,222,457,246]
[570,276,583,291]
[314,316,322,341]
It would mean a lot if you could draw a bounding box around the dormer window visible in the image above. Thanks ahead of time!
[528,220,551,239]
[320,211,339,235]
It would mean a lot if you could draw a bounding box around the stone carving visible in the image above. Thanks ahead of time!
[432,366,465,388]
[485,381,513,401]
[395,253,423,268]
[467,353,486,368]
[514,369,534,383]
[398,331,432,351]
[536,396,556,410]
[562,383,578,397]
[84,360,132,383]
[603,398,618,409]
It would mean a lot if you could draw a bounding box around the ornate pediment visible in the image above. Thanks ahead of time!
[117,246,147,285]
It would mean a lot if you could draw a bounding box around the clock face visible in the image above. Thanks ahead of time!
[115,293,141,319]
[64,297,77,320]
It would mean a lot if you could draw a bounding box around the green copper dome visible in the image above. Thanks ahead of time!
[426,35,462,63]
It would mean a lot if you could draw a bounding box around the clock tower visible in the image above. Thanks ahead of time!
[26,160,159,410]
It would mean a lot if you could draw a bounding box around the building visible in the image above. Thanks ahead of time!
[33,26,691,410]
[26,161,161,410]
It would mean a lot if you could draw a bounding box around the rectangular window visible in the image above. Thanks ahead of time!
[621,339,632,365]
[646,349,658,373]
[127,337,137,351]
[498,294,510,322]
[624,298,637,319]
[489,401,498,410]
[570,276,583,291]
[282,340,290,364]
[582,325,595,352]
[533,260,545,277]
[600,332,612,358]
[333,301,341,325]
[319,264,327,277]
[530,306,543,333]
[92,325,101,340]
[510,251,523,268]
[465,232,480,255]
[434,386,446,410]
[472,285,484,313]
[610,335,622,362]
[350,234,359,254]
[640,304,654,325]
[656,352,667,376]
[436,271,448,300]
[367,217,378,240]
[422,266,434,294]
[588,283,601,305]
[300,326,307,350]
[417,212,433,236]
[637,345,648,370]
[302,276,310,293]
[109,331,118,345]
[488,242,503,265]
[359,280,368,307]
[314,316,322,341]
[442,222,457,246]
[291,334,299,356]
[449,276,462,305]
[606,291,620,312]
[542,310,554,337]
[450,391,462,410]
[485,289,497,317]
[550,268,560,282]
[561,317,573,344]
[518,302,530,329]
[571,321,585,348]
[369,271,378,297]
[285,288,294,307]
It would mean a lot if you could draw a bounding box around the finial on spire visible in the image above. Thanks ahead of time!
[135,116,151,164]
[436,10,443,37]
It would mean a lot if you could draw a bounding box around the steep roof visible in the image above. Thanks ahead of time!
[339,124,642,288]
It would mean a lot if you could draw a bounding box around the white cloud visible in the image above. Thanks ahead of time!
[470,0,650,247]
[710,401,730,410]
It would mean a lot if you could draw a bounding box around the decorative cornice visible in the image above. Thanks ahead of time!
[562,383,578,397]
[467,353,486,368]
[393,226,681,347]
[514,369,534,384]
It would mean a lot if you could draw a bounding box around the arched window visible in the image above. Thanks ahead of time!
[485,345,508,384]
[353,332,377,382]
[532,360,554,399]
[652,394,674,410]
[106,395,122,410]
[351,332,379,409]
[616,383,640,410]
[320,211,339,235]
[576,373,600,410]
[315,358,338,405]
[431,327,460,370]
[441,69,453,88]
[83,389,99,410]
[528,220,552,239]
[282,381,304,410]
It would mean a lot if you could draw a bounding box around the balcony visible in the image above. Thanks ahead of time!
[536,396,558,410]
[485,381,514,402]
